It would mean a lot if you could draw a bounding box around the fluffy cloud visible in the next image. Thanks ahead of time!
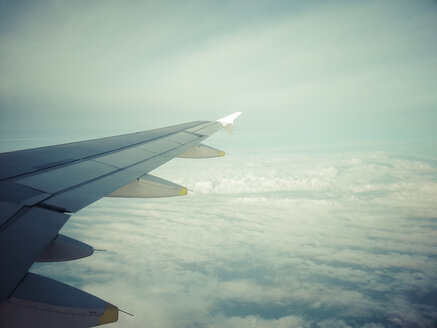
[31,151,437,327]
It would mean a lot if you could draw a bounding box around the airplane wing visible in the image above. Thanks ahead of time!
[0,112,241,327]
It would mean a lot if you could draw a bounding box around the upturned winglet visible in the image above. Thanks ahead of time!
[217,112,242,134]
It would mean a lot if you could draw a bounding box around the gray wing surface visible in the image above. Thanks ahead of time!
[0,113,240,327]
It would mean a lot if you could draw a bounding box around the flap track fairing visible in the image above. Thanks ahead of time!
[177,144,225,159]
[0,273,118,327]
[107,174,187,198]
[36,234,93,262]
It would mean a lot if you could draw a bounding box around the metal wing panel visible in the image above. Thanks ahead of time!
[194,122,222,136]
[0,181,43,204]
[0,201,23,226]
[137,138,181,154]
[0,121,206,180]
[0,207,70,301]
[15,161,117,194]
[185,122,216,133]
[186,121,222,136]
[92,147,155,168]
[167,132,200,144]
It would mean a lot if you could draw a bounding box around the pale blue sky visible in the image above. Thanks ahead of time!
[2,2,437,327]
[1,0,436,154]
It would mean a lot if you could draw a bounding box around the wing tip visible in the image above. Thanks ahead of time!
[217,112,242,126]
[217,112,242,134]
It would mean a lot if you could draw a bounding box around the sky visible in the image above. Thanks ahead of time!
[1,0,437,327]
[1,0,437,151]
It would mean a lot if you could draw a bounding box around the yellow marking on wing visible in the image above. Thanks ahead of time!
[99,303,118,325]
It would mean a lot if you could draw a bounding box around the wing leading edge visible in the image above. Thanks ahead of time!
[0,113,241,327]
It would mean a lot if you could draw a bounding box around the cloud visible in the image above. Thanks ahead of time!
[207,314,308,328]
[30,150,437,327]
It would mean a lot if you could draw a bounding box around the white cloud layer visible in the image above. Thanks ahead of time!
[31,150,437,327]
